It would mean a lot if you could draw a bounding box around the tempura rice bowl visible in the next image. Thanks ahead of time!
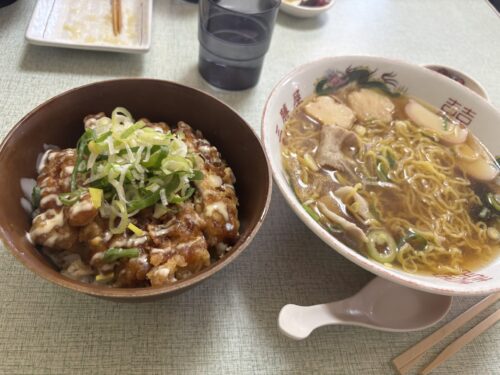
[0,79,272,300]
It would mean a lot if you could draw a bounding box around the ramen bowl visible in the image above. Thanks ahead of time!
[262,56,500,296]
[0,79,272,301]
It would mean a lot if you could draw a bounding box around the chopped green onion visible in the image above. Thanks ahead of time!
[486,193,500,212]
[59,190,84,206]
[111,107,133,124]
[162,155,193,174]
[67,107,203,233]
[369,203,381,221]
[303,153,319,172]
[170,187,196,204]
[127,223,145,236]
[95,273,114,283]
[31,186,41,209]
[324,222,343,234]
[109,200,128,234]
[88,140,108,155]
[443,117,450,131]
[102,248,140,263]
[141,148,167,169]
[88,187,103,208]
[160,189,168,206]
[376,161,390,182]
[89,178,110,190]
[127,191,161,213]
[153,203,170,219]
[191,170,204,181]
[302,203,320,221]
[384,148,397,169]
[137,128,172,146]
[183,186,195,200]
[169,138,188,157]
[398,230,428,251]
[71,129,94,191]
[121,121,145,139]
[367,230,397,263]
[95,131,112,143]
[163,173,181,195]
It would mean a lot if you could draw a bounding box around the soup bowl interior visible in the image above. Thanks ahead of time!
[0,79,271,300]
[262,55,500,296]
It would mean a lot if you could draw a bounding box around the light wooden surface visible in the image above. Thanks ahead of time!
[0,1,499,374]
[393,293,500,374]
[112,0,122,36]
[420,309,500,375]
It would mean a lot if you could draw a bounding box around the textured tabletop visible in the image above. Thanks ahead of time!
[0,1,499,374]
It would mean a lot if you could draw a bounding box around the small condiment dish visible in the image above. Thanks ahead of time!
[280,0,335,18]
[423,64,489,101]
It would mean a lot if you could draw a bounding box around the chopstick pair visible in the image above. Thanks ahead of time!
[392,293,500,375]
[112,0,122,36]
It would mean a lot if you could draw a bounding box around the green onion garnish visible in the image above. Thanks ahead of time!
[102,248,140,263]
[398,230,428,251]
[31,186,41,209]
[66,107,206,234]
[302,203,320,221]
[59,190,84,206]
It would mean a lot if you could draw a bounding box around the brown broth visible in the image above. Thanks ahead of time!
[282,88,500,275]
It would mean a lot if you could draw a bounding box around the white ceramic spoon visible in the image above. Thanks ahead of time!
[278,277,452,340]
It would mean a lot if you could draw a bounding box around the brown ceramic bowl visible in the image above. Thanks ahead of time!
[0,79,272,301]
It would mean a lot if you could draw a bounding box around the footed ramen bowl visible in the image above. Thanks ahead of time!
[262,56,500,296]
[0,79,272,300]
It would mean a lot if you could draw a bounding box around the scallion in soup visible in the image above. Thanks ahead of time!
[281,86,500,275]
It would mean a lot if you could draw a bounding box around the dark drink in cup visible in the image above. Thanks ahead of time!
[198,0,280,90]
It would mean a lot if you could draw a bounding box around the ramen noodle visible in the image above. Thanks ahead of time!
[282,84,500,275]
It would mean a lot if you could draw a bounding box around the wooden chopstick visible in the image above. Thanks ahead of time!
[393,293,500,375]
[112,0,122,36]
[420,308,500,375]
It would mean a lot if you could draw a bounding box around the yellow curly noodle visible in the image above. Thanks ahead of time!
[282,92,498,275]
[358,119,492,274]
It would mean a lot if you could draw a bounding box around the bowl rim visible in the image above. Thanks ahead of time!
[0,78,273,299]
[261,55,500,296]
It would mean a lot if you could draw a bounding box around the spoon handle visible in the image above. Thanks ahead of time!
[278,300,348,340]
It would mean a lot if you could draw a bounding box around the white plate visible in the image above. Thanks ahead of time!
[25,0,152,54]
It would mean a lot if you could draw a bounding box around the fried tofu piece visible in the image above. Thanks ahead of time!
[347,89,395,123]
[304,96,355,129]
